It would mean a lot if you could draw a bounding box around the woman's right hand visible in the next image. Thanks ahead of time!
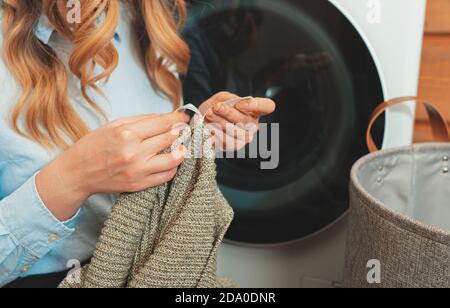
[36,112,190,221]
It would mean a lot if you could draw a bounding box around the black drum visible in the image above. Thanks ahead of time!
[182,0,384,244]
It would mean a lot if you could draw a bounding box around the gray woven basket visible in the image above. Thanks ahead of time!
[344,97,450,288]
[344,143,450,288]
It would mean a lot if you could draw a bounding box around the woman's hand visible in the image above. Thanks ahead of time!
[199,92,276,152]
[36,112,190,221]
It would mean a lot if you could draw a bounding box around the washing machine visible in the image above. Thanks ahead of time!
[182,0,426,288]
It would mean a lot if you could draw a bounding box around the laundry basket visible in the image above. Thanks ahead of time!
[344,97,450,288]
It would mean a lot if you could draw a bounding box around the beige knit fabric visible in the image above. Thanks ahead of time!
[59,121,235,288]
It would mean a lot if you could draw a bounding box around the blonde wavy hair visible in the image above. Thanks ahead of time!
[1,0,190,149]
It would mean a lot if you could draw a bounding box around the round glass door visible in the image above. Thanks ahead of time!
[182,0,384,244]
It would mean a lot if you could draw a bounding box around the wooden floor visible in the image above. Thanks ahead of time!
[415,0,450,142]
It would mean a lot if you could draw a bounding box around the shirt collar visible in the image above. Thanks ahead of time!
[34,15,55,44]
[34,14,123,45]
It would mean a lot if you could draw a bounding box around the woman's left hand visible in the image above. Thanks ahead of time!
[199,92,276,152]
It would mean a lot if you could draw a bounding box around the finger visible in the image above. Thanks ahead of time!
[206,108,254,130]
[210,125,250,152]
[235,98,276,116]
[144,146,186,175]
[209,91,240,104]
[199,91,240,114]
[129,112,191,140]
[212,102,254,124]
[132,168,178,192]
[211,127,229,152]
[139,129,182,158]
[234,138,249,151]
[207,123,258,142]
[206,111,258,138]
[108,114,161,131]
[206,123,226,152]
[205,114,238,138]
[222,134,248,152]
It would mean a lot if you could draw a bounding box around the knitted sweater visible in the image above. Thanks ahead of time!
[59,120,234,288]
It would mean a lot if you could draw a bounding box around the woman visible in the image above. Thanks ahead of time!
[0,0,275,288]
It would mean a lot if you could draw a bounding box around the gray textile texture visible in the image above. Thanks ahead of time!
[344,143,450,288]
[59,120,235,288]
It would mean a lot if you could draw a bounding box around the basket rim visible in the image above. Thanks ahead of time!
[351,143,450,246]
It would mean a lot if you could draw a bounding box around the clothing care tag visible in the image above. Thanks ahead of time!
[177,96,254,123]
[176,104,204,120]
[223,96,253,108]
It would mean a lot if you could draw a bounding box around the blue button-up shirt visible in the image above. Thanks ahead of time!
[0,6,173,286]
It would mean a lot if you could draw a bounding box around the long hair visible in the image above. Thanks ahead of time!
[1,0,190,149]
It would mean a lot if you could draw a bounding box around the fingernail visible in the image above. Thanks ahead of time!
[172,145,187,160]
[178,145,187,156]
[238,100,251,110]
[214,103,225,114]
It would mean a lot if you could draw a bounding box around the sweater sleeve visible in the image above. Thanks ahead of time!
[0,173,79,287]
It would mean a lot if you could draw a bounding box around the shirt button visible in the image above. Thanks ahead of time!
[48,234,60,243]
[21,265,31,273]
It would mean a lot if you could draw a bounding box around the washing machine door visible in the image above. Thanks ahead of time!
[182,0,384,244]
